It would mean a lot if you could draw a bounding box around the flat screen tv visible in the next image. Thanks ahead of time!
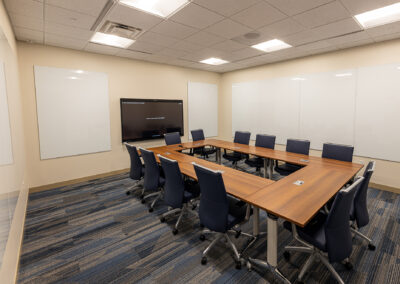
[120,98,184,142]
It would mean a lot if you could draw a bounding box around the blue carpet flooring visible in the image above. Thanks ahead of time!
[18,157,400,283]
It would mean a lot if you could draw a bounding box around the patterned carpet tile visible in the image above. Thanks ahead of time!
[18,157,400,283]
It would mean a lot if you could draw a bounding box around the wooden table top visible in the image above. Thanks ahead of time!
[148,139,363,227]
[148,146,274,200]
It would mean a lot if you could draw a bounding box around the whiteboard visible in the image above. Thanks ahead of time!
[188,82,218,138]
[34,66,111,160]
[232,78,300,143]
[0,62,13,165]
[299,69,356,150]
[355,64,400,162]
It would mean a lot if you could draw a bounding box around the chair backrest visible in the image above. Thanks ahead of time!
[322,143,354,162]
[159,155,185,209]
[324,176,364,262]
[255,134,276,149]
[193,163,229,233]
[353,161,375,228]
[286,139,310,155]
[234,131,251,145]
[191,129,205,141]
[139,148,160,191]
[124,143,143,181]
[164,132,181,145]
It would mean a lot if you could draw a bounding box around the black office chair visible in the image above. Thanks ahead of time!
[139,148,165,212]
[158,155,200,235]
[164,132,181,145]
[283,176,364,284]
[223,131,251,169]
[350,161,376,250]
[124,143,144,195]
[245,134,276,174]
[190,129,216,159]
[275,138,310,176]
[322,143,354,162]
[193,162,251,269]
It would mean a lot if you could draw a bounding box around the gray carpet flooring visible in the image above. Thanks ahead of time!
[18,157,400,283]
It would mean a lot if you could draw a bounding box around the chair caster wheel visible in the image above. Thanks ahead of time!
[192,204,197,210]
[200,234,206,241]
[235,230,241,238]
[172,229,178,235]
[201,256,207,265]
[148,207,154,213]
[140,194,144,199]
[160,217,166,223]
[283,251,291,260]
[126,191,131,195]
[368,244,376,251]
[141,199,146,204]
[344,261,353,270]
[235,261,241,270]
[297,280,304,284]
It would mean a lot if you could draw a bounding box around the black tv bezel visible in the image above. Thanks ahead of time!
[120,98,184,142]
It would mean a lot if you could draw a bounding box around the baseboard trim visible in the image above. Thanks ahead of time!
[370,182,400,194]
[29,168,130,193]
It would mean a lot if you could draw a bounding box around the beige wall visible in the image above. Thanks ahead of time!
[220,39,400,189]
[17,43,220,188]
[0,0,28,283]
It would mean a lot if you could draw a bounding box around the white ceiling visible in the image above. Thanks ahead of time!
[5,0,400,73]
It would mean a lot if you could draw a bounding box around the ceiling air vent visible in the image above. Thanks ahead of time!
[100,21,143,40]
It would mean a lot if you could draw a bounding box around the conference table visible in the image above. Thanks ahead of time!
[147,139,363,283]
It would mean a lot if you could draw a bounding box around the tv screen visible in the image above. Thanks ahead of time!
[120,98,184,142]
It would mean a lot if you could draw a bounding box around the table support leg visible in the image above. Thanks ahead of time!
[216,148,222,165]
[248,214,291,284]
[269,159,274,179]
[263,159,268,178]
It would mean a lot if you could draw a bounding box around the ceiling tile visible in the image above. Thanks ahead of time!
[85,42,120,55]
[211,40,247,52]
[281,29,324,46]
[297,39,333,50]
[129,41,164,53]
[45,22,93,41]
[366,21,400,38]
[258,18,306,38]
[107,4,163,31]
[9,12,43,31]
[136,31,179,47]
[116,49,153,60]
[265,0,333,16]
[150,21,198,40]
[185,31,225,47]
[231,32,272,46]
[4,0,43,19]
[180,48,227,62]
[293,1,350,29]
[327,31,371,45]
[170,3,224,29]
[228,47,265,61]
[372,32,400,43]
[46,0,108,17]
[204,19,252,39]
[171,40,203,52]
[45,33,87,49]
[45,5,96,29]
[339,0,399,14]
[312,18,362,39]
[14,27,43,43]
[193,0,259,17]
[335,38,374,49]
[157,48,190,58]
[231,1,287,29]
[167,59,195,68]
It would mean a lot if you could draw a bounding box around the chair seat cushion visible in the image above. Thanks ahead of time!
[183,181,200,202]
[226,196,248,230]
[223,151,243,162]
[275,162,301,176]
[245,157,263,169]
[283,212,328,252]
